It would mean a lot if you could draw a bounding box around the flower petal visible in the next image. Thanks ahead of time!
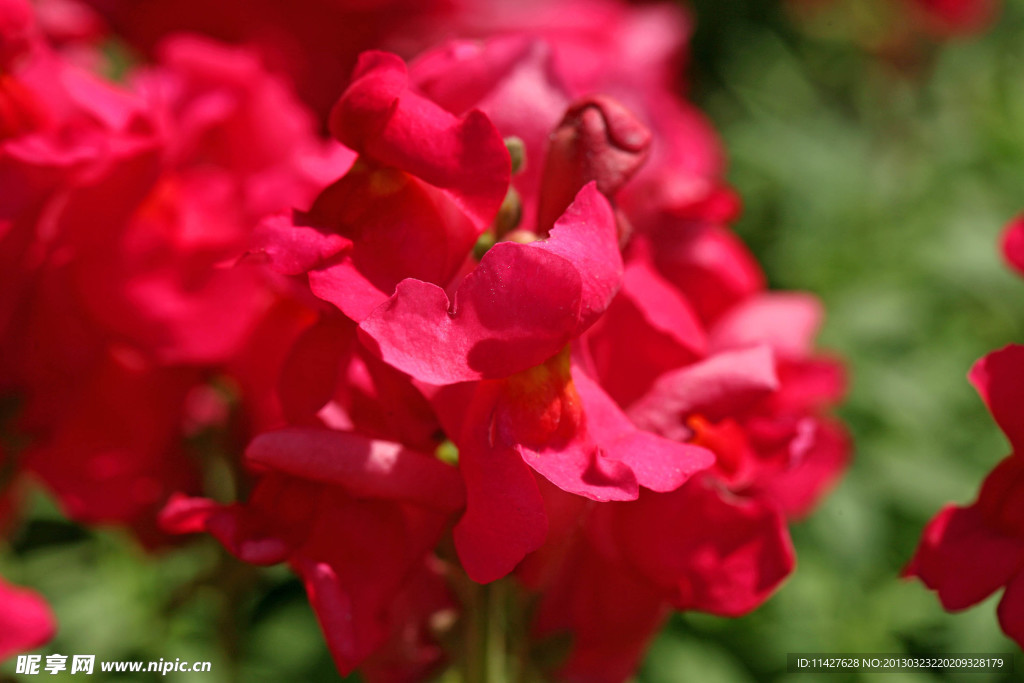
[573,365,713,493]
[0,578,55,661]
[969,345,1024,453]
[627,345,779,440]
[246,428,465,512]
[359,184,618,384]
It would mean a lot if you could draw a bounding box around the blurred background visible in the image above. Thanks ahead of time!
[4,0,1024,680]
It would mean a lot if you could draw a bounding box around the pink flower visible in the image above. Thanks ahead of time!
[0,576,55,662]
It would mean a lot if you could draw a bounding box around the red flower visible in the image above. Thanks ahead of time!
[162,427,464,675]
[907,345,1024,645]
[1002,215,1024,278]
[290,50,510,323]
[360,184,621,384]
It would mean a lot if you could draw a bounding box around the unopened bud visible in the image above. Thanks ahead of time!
[536,95,651,233]
[504,136,526,175]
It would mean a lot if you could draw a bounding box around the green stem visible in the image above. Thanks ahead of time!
[456,576,519,683]
[485,580,509,683]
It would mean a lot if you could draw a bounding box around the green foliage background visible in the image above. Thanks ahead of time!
[647,0,1024,680]
[4,1,1024,681]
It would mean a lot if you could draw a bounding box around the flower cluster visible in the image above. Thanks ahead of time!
[906,217,1024,647]
[0,0,849,678]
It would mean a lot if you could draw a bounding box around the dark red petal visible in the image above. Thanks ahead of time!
[277,316,352,423]
[536,95,651,232]
[614,481,795,616]
[997,570,1024,649]
[969,345,1024,453]
[753,419,850,519]
[905,504,1024,611]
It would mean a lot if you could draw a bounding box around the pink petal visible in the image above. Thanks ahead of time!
[328,51,509,231]
[359,248,580,384]
[573,366,713,493]
[0,578,55,661]
[532,182,622,331]
[627,345,779,440]
[620,256,707,359]
[358,184,619,384]
[490,350,638,502]
[309,257,391,323]
[647,224,765,325]
[453,439,548,584]
[585,254,706,406]
[245,428,465,512]
[247,212,351,276]
[516,440,638,502]
[710,292,823,357]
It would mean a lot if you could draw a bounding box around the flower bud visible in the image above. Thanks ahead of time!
[536,95,651,233]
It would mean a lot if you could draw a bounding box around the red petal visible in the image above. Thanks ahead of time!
[247,212,351,276]
[969,345,1024,453]
[585,254,706,406]
[1002,215,1024,277]
[906,504,1024,611]
[997,571,1024,649]
[614,481,795,616]
[710,292,823,357]
[359,184,619,384]
[453,439,548,584]
[246,428,465,512]
[627,345,779,440]
[573,366,713,493]
[329,51,509,231]
[277,315,352,423]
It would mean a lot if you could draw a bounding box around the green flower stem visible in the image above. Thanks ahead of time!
[455,575,524,683]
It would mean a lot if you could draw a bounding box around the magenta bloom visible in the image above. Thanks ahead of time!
[0,577,55,662]
[1,1,854,680]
